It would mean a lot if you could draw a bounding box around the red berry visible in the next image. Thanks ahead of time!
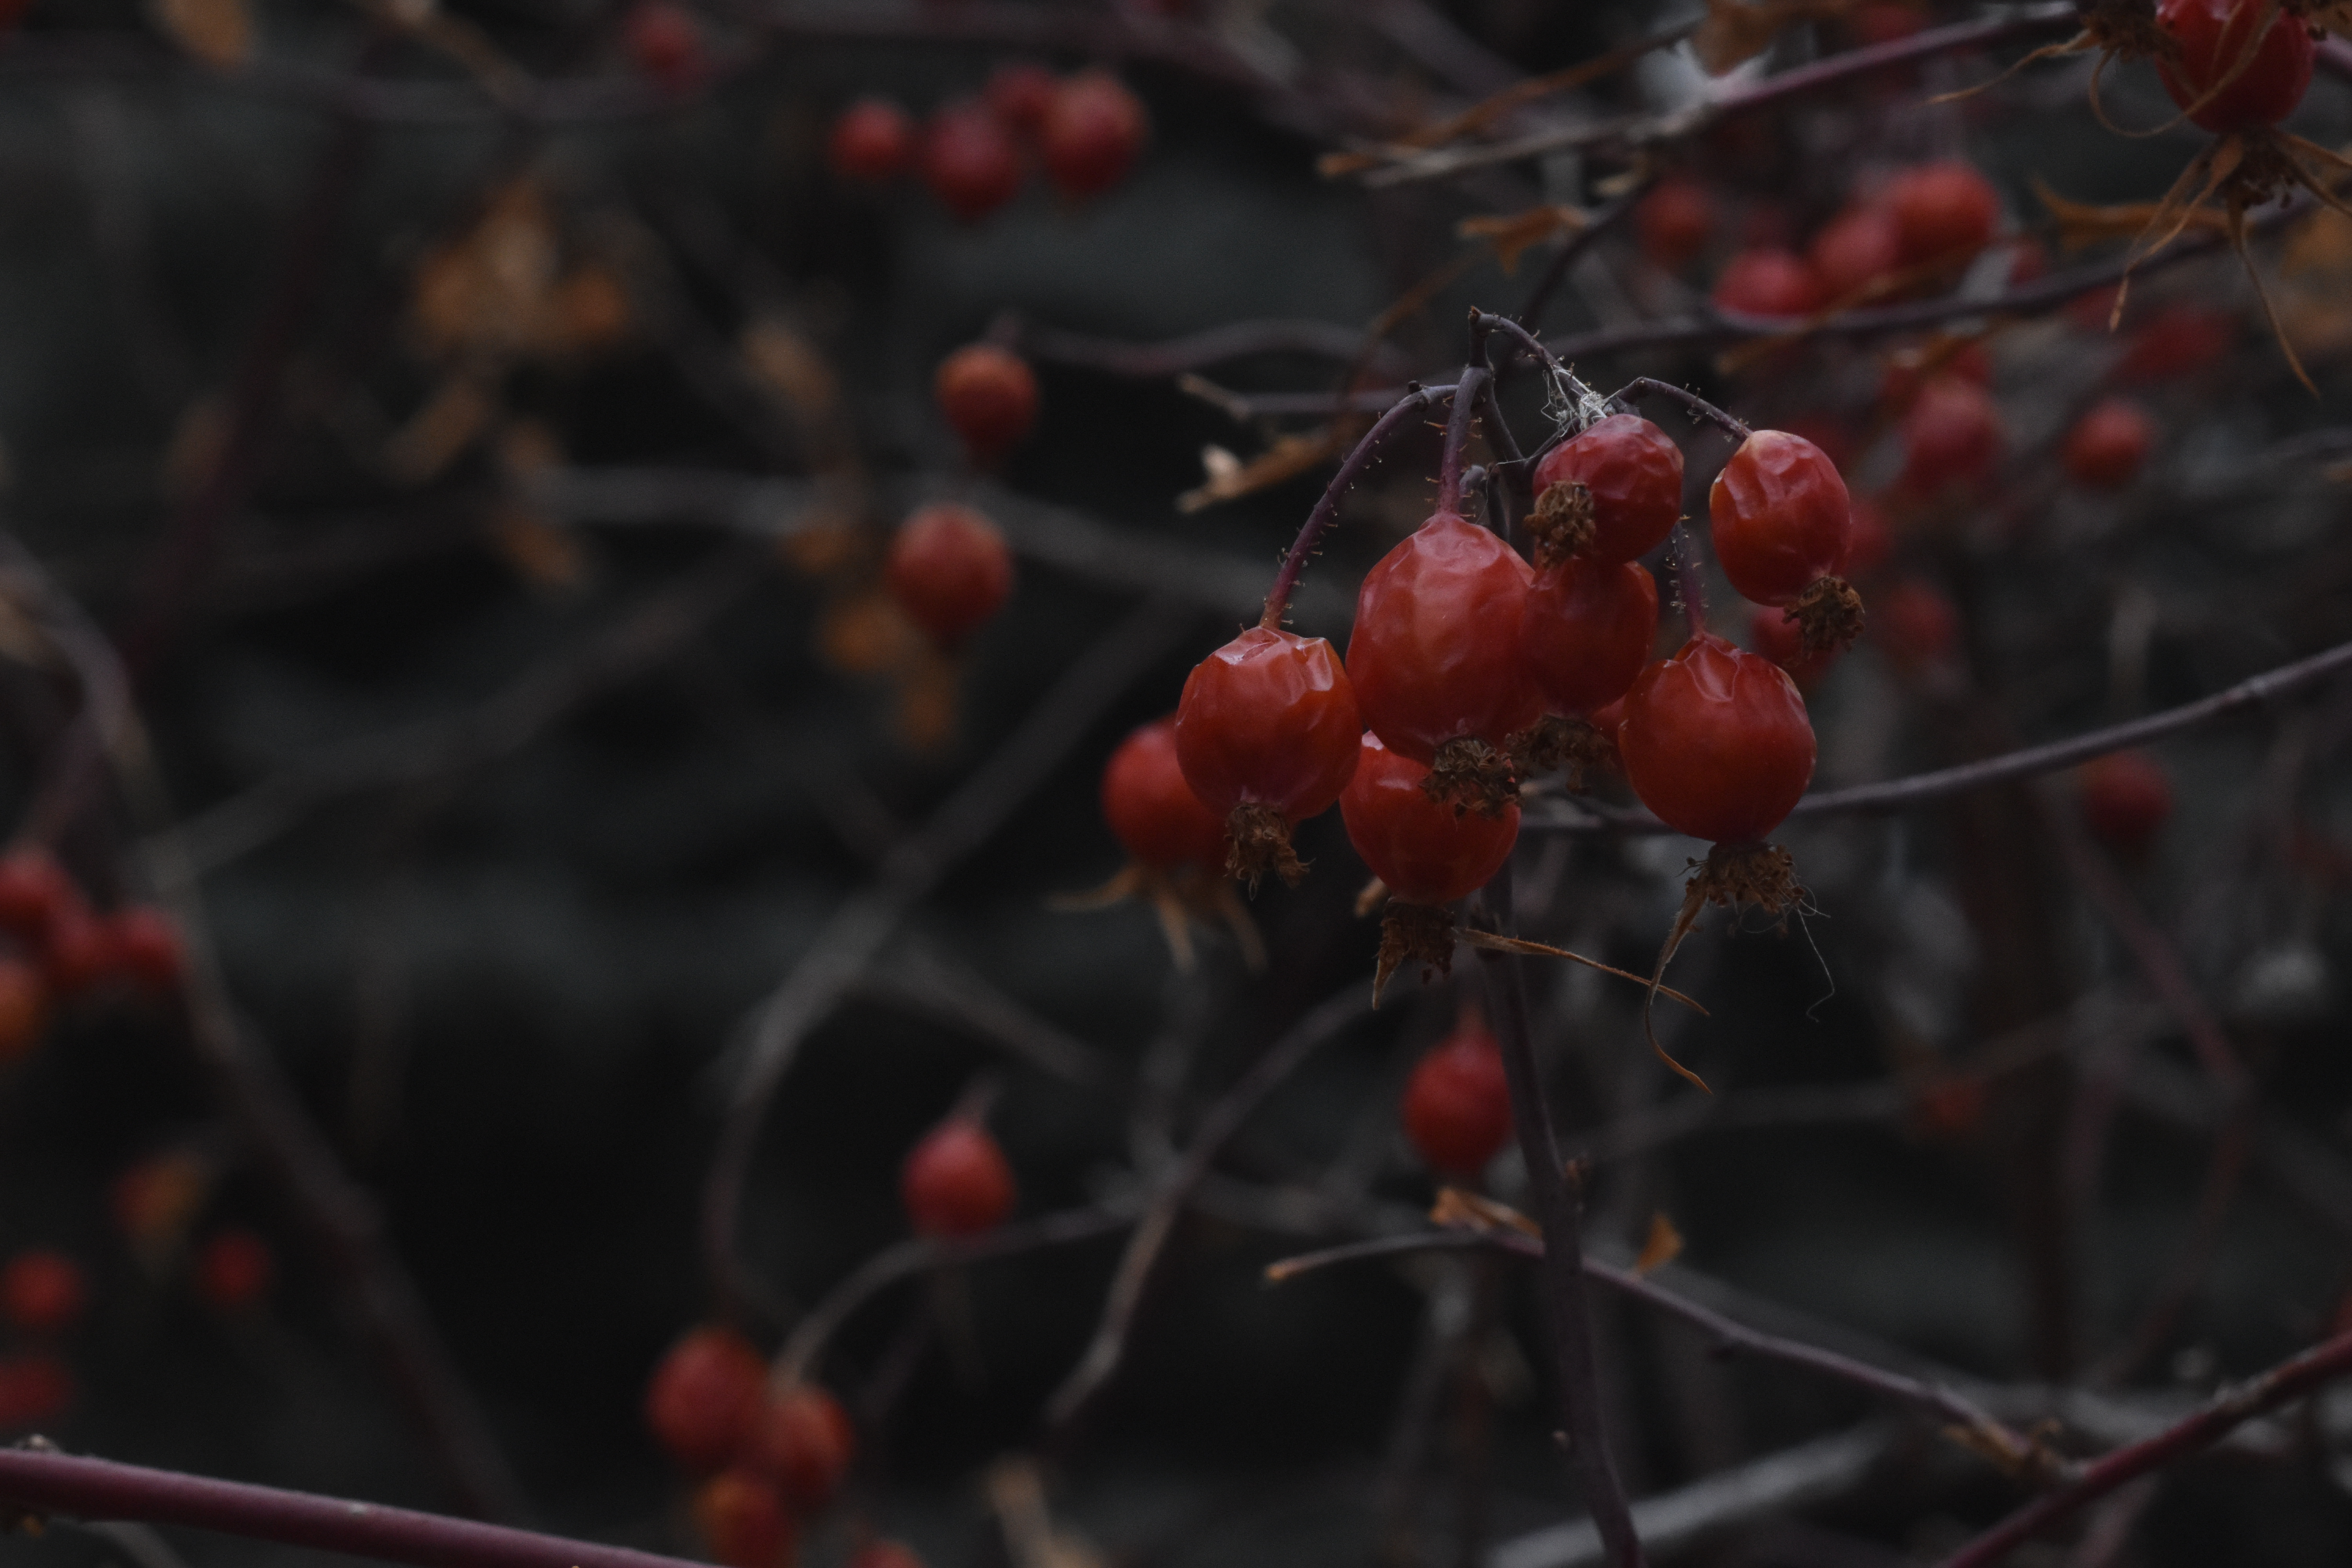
[922,100,1024,223]
[2079,751,2173,856]
[0,1354,72,1431]
[850,1544,927,1568]
[1531,413,1686,564]
[2116,304,2236,381]
[1899,377,2004,494]
[1,1251,83,1335]
[1174,628,1361,825]
[986,63,1058,132]
[902,1117,1016,1238]
[623,1,705,93]
[1880,339,1991,411]
[691,1470,794,1568]
[1807,202,1904,303]
[1338,733,1520,906]
[1709,430,1852,608]
[1844,497,1893,577]
[1619,633,1816,844]
[747,1383,855,1510]
[2156,0,2314,132]
[885,505,1014,650]
[195,1229,274,1311]
[1748,603,1838,685]
[1884,162,2000,267]
[1102,717,1228,871]
[0,960,47,1063]
[934,343,1039,459]
[2064,397,2154,489]
[828,98,916,183]
[1711,248,1825,318]
[1873,577,1960,670]
[1038,71,1147,200]
[1635,177,1715,271]
[0,851,71,939]
[105,906,183,993]
[645,1326,766,1474]
[41,907,110,998]
[1346,513,1540,764]
[1399,1013,1512,1176]
[1519,558,1659,717]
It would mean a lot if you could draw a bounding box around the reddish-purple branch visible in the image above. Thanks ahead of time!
[0,1448,700,1568]
[1439,366,1492,515]
[1933,1330,2352,1568]
[1259,385,1446,630]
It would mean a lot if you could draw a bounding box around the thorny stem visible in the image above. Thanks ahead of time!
[1614,378,1750,443]
[1932,1329,2352,1568]
[1439,365,1491,516]
[1669,524,1708,640]
[1469,862,1646,1568]
[1259,385,1447,630]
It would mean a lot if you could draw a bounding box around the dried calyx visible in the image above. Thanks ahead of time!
[1506,714,1617,791]
[1526,479,1597,567]
[1421,736,1519,818]
[1226,801,1307,891]
[1374,901,1459,1003]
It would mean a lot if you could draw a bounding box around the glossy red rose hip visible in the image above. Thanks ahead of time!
[1102,717,1228,871]
[1709,430,1852,607]
[1175,627,1361,823]
[1339,734,1519,906]
[1400,1013,1512,1177]
[1531,414,1685,564]
[1619,634,1816,844]
[1346,513,1539,763]
[1519,558,1658,717]
[2156,0,2314,132]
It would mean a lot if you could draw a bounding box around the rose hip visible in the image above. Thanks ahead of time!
[1808,202,1904,302]
[1399,1013,1512,1178]
[985,62,1058,133]
[2063,398,2154,489]
[1619,633,1816,844]
[935,343,1038,459]
[1175,626,1361,885]
[0,1251,83,1336]
[1635,177,1716,271]
[1749,603,1838,685]
[623,1,705,93]
[1519,557,1658,717]
[1873,577,1961,670]
[1709,430,1856,648]
[886,505,1013,650]
[1346,512,1539,767]
[2079,750,2173,856]
[921,100,1024,223]
[1338,733,1520,907]
[1899,377,2004,494]
[692,1470,793,1568]
[748,1383,855,1509]
[645,1325,766,1474]
[828,98,917,183]
[1884,161,2000,267]
[2156,0,2314,132]
[0,850,70,939]
[902,1116,1016,1237]
[1102,717,1228,872]
[1039,71,1148,200]
[1711,248,1826,318]
[1529,414,1684,565]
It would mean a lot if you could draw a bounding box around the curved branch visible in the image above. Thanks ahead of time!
[1259,385,1448,628]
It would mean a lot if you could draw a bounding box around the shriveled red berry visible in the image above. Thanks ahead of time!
[747,1383,855,1510]
[828,98,916,183]
[1635,177,1715,271]
[1873,577,1960,670]
[0,1354,72,1431]
[1807,202,1904,302]
[1530,413,1685,565]
[985,62,1058,132]
[0,851,71,939]
[1620,633,1816,844]
[885,505,1013,650]
[623,1,705,93]
[1339,734,1520,906]
[902,1117,1016,1237]
[1899,377,2004,494]
[2079,750,2173,856]
[1175,628,1361,826]
[1884,161,2000,267]
[921,101,1024,223]
[2116,304,2235,381]
[105,906,183,993]
[2156,0,2314,132]
[1711,248,1825,318]
[1039,71,1147,200]
[1709,430,1851,608]
[1102,717,1227,871]
[692,1469,793,1568]
[1399,1013,1512,1177]
[1749,603,1838,685]
[935,343,1039,459]
[0,960,47,1063]
[1520,558,1658,717]
[195,1229,273,1311]
[849,1543,926,1568]
[1346,513,1539,764]
[1,1252,83,1335]
[2063,398,2154,489]
[646,1326,766,1474]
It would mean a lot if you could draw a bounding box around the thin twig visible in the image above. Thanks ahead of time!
[1259,385,1449,629]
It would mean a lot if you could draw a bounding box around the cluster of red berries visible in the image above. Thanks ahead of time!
[0,1247,81,1432]
[0,850,185,1059]
[828,66,1150,222]
[876,344,1034,654]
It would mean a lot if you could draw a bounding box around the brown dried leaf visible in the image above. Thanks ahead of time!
[151,0,252,69]
[740,318,841,423]
[411,181,561,361]
[1457,204,1588,273]
[1176,428,1342,513]
[1633,1211,1685,1274]
[1430,1186,1542,1238]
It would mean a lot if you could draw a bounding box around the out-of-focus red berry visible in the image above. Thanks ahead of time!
[645,1326,766,1474]
[0,851,71,940]
[1,1251,84,1335]
[2064,398,2155,489]
[196,1229,274,1310]
[1338,733,1520,907]
[623,1,706,94]
[902,1117,1016,1238]
[1899,377,2004,494]
[921,101,1024,223]
[105,906,184,993]
[1039,71,1147,200]
[0,1354,73,1431]
[1880,339,1991,410]
[828,98,917,183]
[1884,162,2000,267]
[1102,717,1228,872]
[1808,203,1904,303]
[747,1383,855,1510]
[2116,304,2236,381]
[1749,603,1839,685]
[0,960,46,1063]
[2156,0,2314,132]
[985,63,1058,132]
[1520,558,1659,717]
[1530,414,1686,564]
[1346,513,1539,764]
[1873,578,1960,670]
[1175,628,1362,828]
[2079,751,2173,857]
[1635,177,1715,272]
[1399,1013,1512,1177]
[1619,635,1816,844]
[1711,249,1825,318]
[886,505,1014,651]
[692,1470,794,1568]
[934,343,1038,459]
[1710,430,1853,608]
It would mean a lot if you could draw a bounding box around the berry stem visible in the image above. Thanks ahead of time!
[1670,523,1709,639]
[1468,862,1647,1568]
[1613,377,1751,441]
[1259,385,1447,630]
[1437,365,1491,516]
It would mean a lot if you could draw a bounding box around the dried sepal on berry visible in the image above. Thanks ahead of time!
[1789,573,1866,654]
[1421,736,1519,819]
[1374,900,1462,1004]
[1641,842,1809,1093]
[1506,713,1619,791]
[1526,479,1596,567]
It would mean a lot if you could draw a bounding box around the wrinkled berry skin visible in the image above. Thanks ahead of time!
[1102,717,1228,871]
[1711,249,1824,318]
[935,344,1039,458]
[1531,414,1685,564]
[1519,558,1658,717]
[902,1118,1016,1237]
[1039,71,1148,198]
[1400,1014,1512,1177]
[1338,734,1519,906]
[1620,634,1816,844]
[886,505,1013,649]
[1346,514,1539,763]
[2156,0,2314,132]
[1709,430,1852,607]
[1176,627,1361,822]
[922,101,1024,222]
[828,98,917,183]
